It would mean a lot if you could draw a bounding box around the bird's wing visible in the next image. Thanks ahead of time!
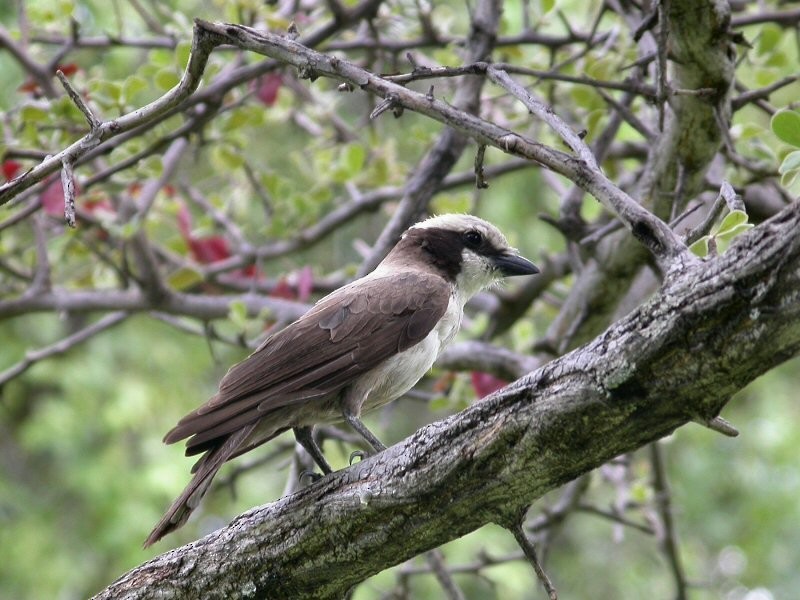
[164,271,451,454]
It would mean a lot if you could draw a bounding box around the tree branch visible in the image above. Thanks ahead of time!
[0,20,220,205]
[197,20,692,270]
[93,200,800,599]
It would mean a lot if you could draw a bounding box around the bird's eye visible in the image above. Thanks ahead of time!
[463,230,482,248]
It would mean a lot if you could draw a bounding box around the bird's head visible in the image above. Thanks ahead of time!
[381,214,539,300]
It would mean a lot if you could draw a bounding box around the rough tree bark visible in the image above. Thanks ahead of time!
[93,199,800,599]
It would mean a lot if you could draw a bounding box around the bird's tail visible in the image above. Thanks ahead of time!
[143,423,256,548]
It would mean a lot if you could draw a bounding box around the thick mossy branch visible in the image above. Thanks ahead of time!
[95,201,800,599]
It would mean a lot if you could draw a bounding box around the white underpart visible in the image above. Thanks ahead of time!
[358,289,463,414]
[360,247,501,414]
[353,214,516,415]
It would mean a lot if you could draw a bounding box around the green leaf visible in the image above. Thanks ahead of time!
[167,267,204,291]
[586,57,614,81]
[226,105,264,130]
[20,103,50,123]
[148,49,173,67]
[779,150,800,188]
[428,395,451,412]
[756,24,783,55]
[689,236,710,258]
[52,95,84,121]
[431,192,471,215]
[716,223,753,245]
[341,143,365,175]
[121,75,148,102]
[630,481,650,504]
[140,155,163,178]
[716,223,754,254]
[212,145,245,170]
[781,169,799,189]
[716,209,749,235]
[228,300,248,330]
[154,69,180,91]
[754,68,779,88]
[117,220,139,240]
[88,80,123,108]
[771,110,800,148]
[175,41,192,69]
[765,50,788,68]
[57,0,75,17]
[732,122,764,141]
[778,150,800,174]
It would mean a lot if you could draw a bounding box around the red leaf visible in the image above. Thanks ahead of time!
[19,63,80,95]
[269,267,314,299]
[18,80,40,94]
[296,266,314,302]
[2,160,21,180]
[189,236,231,264]
[238,264,261,279]
[470,372,508,399]
[176,201,193,238]
[271,277,296,300]
[57,63,79,77]
[83,196,114,215]
[176,201,231,264]
[40,176,81,217]
[254,73,283,106]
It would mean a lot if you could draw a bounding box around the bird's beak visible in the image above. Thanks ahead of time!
[493,252,540,276]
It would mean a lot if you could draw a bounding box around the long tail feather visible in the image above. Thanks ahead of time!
[144,423,256,547]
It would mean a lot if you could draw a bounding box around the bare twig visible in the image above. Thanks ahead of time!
[649,443,688,600]
[683,181,742,246]
[731,8,800,28]
[0,287,309,322]
[0,312,129,386]
[697,415,739,438]
[596,87,655,140]
[425,550,466,600]
[655,0,670,131]
[474,144,489,189]
[485,66,599,170]
[0,24,57,97]
[56,68,102,129]
[203,21,692,268]
[31,32,176,49]
[356,0,502,276]
[732,75,798,111]
[0,20,219,205]
[60,159,77,228]
[511,516,558,600]
[534,478,590,533]
[575,504,655,535]
[437,341,540,380]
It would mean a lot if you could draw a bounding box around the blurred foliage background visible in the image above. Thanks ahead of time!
[1,0,799,598]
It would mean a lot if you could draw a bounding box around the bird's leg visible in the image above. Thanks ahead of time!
[342,408,387,454]
[293,426,333,475]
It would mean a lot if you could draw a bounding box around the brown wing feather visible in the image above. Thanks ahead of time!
[164,272,450,454]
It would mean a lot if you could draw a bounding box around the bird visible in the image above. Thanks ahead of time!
[144,214,538,547]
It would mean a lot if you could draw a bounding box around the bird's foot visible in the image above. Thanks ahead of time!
[349,450,368,465]
[299,469,324,484]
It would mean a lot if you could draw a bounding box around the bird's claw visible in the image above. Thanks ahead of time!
[349,450,368,465]
[299,469,323,484]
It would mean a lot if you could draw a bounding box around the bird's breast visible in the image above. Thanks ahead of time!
[361,292,464,412]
